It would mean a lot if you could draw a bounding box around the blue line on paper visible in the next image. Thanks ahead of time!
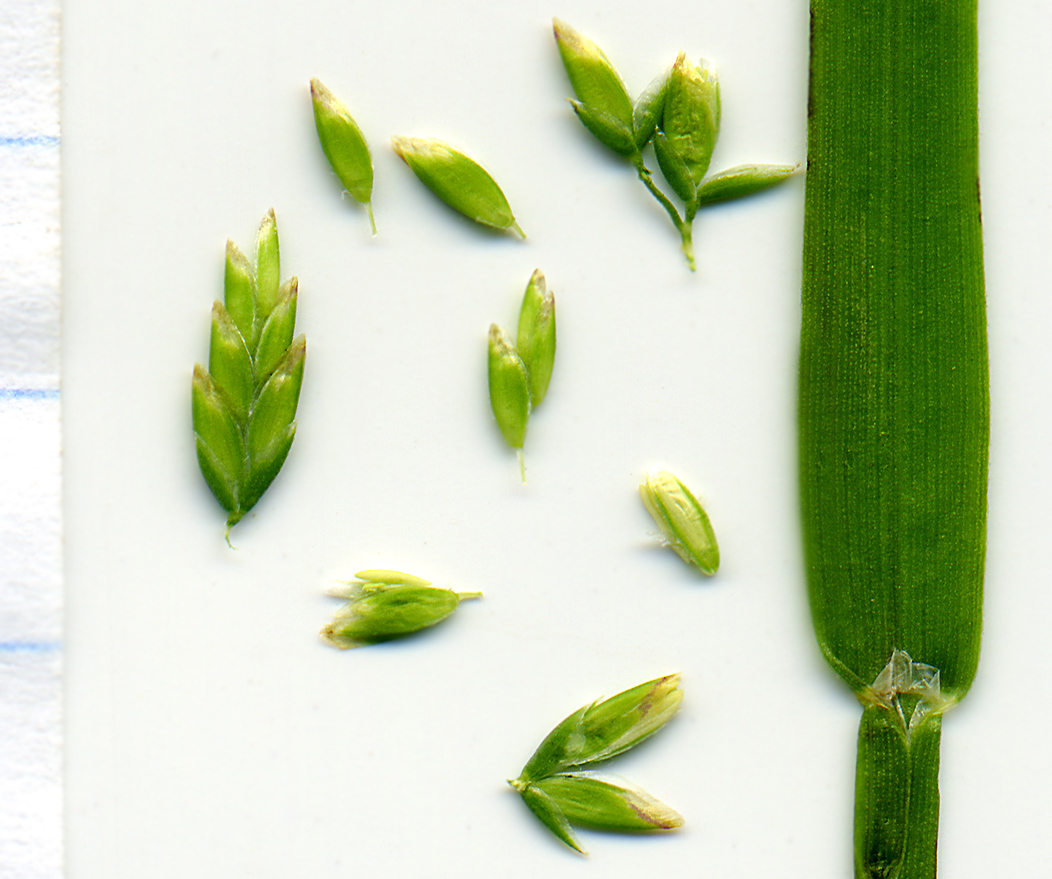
[0,388,60,400]
[0,135,60,148]
[0,641,62,654]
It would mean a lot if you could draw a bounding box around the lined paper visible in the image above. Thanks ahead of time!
[0,0,62,875]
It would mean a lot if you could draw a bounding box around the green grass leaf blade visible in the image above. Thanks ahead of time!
[802,1,986,874]
[800,0,987,699]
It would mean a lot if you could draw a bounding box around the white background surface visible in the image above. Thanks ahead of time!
[1,1,61,876]
[62,1,1051,876]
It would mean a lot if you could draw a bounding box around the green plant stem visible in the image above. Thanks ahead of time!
[853,707,942,879]
[632,155,695,270]
[853,705,909,878]
[900,714,942,879]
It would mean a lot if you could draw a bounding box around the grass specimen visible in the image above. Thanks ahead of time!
[640,470,719,576]
[192,210,306,541]
[391,136,525,238]
[515,269,557,408]
[321,570,481,649]
[310,78,376,234]
[799,2,987,876]
[488,324,531,475]
[509,675,683,854]
[488,270,556,481]
[553,19,795,270]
